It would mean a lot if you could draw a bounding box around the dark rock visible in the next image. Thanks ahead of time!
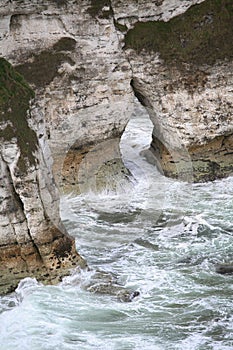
[215,263,233,275]
[85,269,140,302]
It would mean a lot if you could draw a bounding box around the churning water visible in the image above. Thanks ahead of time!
[1,107,233,350]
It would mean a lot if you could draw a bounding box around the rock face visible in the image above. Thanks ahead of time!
[0,58,85,294]
[63,137,132,194]
[123,0,233,181]
[1,0,233,291]
[1,0,232,185]
[0,0,134,192]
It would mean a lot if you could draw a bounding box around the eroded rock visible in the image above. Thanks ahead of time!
[123,0,233,181]
[1,0,233,294]
[0,0,135,191]
[0,58,85,294]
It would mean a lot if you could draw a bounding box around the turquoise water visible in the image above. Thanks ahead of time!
[0,109,233,350]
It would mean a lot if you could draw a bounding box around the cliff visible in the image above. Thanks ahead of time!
[123,0,233,181]
[0,0,134,192]
[1,0,232,186]
[0,0,233,292]
[0,58,85,294]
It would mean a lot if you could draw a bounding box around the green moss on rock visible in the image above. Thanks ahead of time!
[114,19,127,33]
[53,37,76,52]
[124,0,233,66]
[0,58,37,173]
[16,38,76,89]
[87,0,113,19]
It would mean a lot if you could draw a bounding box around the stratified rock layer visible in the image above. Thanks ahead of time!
[0,58,85,294]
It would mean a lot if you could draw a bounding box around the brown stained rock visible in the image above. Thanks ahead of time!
[57,143,93,194]
[59,138,132,194]
[0,232,86,295]
[151,134,233,182]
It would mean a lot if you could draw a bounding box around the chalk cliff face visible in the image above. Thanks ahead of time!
[122,0,233,181]
[1,0,219,190]
[0,58,85,294]
[0,0,134,192]
[1,0,233,292]
[1,0,232,185]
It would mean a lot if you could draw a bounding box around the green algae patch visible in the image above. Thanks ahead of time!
[53,37,76,52]
[0,58,37,173]
[124,0,233,66]
[114,19,127,33]
[87,0,113,19]
[16,38,75,89]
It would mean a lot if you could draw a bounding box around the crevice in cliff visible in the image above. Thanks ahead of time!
[3,158,44,265]
[0,154,26,263]
[110,0,132,68]
[35,171,51,224]
[130,79,153,109]
[35,169,65,239]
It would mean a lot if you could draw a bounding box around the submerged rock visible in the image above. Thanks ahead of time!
[134,238,159,251]
[87,283,140,302]
[84,270,140,302]
[215,264,233,275]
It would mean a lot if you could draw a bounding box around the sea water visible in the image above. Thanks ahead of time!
[0,106,233,350]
